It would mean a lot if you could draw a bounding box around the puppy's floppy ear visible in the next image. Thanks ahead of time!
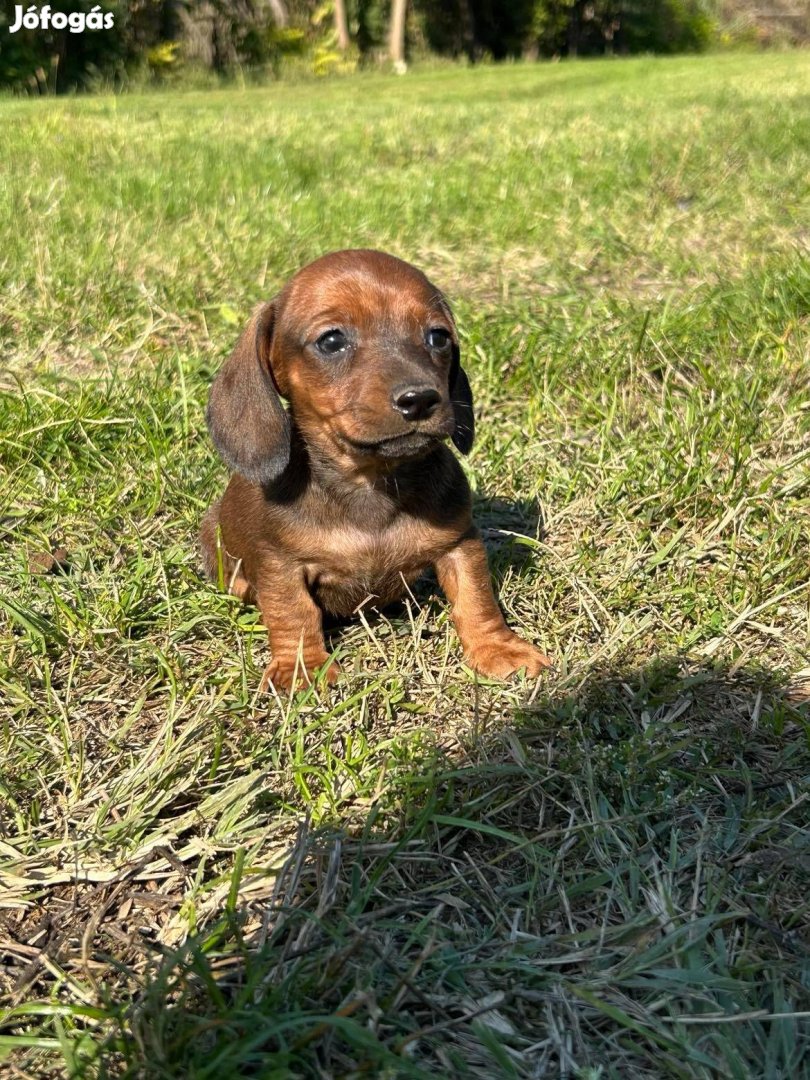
[206,302,291,485]
[450,349,474,455]
[448,334,475,455]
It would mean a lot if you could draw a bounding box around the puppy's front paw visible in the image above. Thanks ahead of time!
[260,653,341,693]
[465,632,552,679]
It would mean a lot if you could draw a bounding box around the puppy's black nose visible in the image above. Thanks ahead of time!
[392,386,442,422]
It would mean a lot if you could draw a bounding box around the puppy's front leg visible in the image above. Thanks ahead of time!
[255,561,339,692]
[435,533,552,679]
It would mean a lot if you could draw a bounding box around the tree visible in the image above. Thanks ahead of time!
[389,0,407,64]
[334,0,351,50]
[267,0,289,27]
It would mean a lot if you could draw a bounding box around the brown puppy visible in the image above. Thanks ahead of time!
[200,250,551,692]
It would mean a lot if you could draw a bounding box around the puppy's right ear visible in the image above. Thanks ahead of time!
[206,302,291,486]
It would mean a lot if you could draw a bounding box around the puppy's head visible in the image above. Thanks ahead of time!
[206,249,474,485]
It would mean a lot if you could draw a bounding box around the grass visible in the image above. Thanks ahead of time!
[0,51,809,1078]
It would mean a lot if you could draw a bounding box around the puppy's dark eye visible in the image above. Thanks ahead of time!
[315,329,348,356]
[426,327,452,351]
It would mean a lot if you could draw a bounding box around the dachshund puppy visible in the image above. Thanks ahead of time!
[200,250,551,691]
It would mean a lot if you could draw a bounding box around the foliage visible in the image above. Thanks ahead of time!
[0,0,725,94]
[413,0,716,59]
[311,42,358,74]
[618,0,716,53]
[146,39,180,77]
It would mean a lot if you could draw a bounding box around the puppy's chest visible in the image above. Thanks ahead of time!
[305,519,457,614]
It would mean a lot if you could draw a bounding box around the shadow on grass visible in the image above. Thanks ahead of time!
[93,657,809,1078]
[473,493,546,584]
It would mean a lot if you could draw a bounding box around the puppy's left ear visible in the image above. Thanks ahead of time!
[436,294,474,454]
[451,336,475,455]
[449,341,475,456]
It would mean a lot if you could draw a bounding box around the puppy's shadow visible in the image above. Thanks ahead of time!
[472,493,546,588]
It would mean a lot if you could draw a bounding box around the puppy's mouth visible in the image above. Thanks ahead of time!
[343,430,447,459]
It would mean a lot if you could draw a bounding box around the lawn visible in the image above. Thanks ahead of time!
[1,51,809,1078]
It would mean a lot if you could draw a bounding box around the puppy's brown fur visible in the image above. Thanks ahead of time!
[201,250,550,691]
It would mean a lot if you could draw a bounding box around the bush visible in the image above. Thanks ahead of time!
[620,0,716,54]
[146,40,182,80]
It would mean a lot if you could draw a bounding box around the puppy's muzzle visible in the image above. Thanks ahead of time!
[392,385,442,422]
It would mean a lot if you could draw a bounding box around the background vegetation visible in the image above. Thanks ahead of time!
[2,0,807,94]
[1,50,809,1078]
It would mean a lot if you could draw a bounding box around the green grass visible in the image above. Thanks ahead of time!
[1,52,809,1078]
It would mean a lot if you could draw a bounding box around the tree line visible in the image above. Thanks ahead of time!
[0,0,753,93]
